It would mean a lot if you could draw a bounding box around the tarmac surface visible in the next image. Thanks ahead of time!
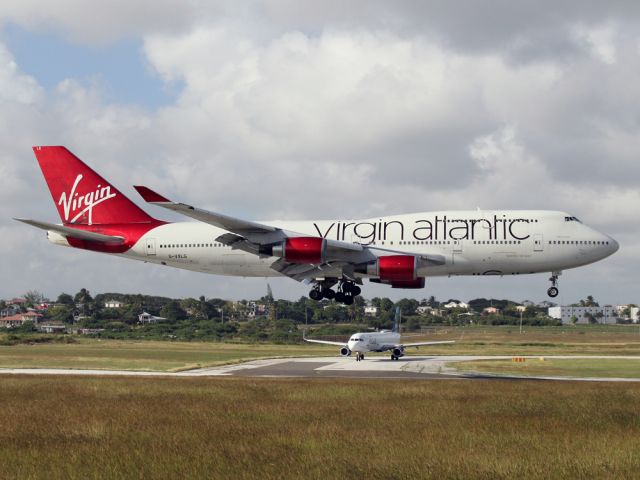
[1,355,640,382]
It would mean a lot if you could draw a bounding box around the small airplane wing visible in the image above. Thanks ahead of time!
[14,218,125,244]
[400,340,455,348]
[303,338,347,347]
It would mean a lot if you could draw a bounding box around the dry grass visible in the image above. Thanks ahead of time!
[450,358,640,378]
[409,325,640,356]
[0,376,639,479]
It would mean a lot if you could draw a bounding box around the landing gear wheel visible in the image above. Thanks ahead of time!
[391,355,397,360]
[340,281,361,297]
[322,289,335,300]
[343,294,354,306]
[547,271,561,298]
[335,291,346,303]
[309,289,322,301]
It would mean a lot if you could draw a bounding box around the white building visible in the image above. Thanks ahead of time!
[548,305,617,324]
[614,305,640,322]
[443,302,469,310]
[104,300,124,309]
[138,312,166,324]
[364,305,378,316]
[247,302,268,318]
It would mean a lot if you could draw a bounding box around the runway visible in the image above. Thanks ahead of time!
[2,355,640,382]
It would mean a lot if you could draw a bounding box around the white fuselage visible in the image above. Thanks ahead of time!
[50,210,618,277]
[347,331,400,354]
[107,210,617,280]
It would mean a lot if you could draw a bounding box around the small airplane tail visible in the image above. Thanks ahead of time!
[32,146,156,225]
[393,306,401,333]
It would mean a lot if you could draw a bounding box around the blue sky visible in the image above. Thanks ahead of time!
[2,23,179,109]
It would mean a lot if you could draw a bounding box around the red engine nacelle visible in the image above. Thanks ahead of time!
[367,255,417,281]
[272,237,326,264]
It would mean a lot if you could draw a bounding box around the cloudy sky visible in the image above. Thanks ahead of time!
[1,1,638,304]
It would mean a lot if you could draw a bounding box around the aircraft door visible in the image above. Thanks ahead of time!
[145,238,156,256]
[533,234,544,252]
[452,239,463,265]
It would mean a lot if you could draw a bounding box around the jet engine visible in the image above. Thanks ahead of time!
[366,255,417,281]
[365,255,426,288]
[392,347,404,358]
[269,237,326,264]
[340,347,351,356]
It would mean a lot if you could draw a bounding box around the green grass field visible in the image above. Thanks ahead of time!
[450,358,640,378]
[0,376,639,479]
[1,325,639,372]
[0,340,334,371]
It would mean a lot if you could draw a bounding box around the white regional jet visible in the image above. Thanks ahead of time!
[16,147,619,304]
[304,308,454,360]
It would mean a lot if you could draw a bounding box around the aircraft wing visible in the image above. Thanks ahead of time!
[400,340,455,348]
[134,186,445,282]
[133,186,282,240]
[303,338,347,347]
[14,218,125,244]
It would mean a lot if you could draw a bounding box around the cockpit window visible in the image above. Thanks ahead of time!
[564,216,581,223]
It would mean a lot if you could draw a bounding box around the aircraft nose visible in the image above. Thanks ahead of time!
[609,237,619,254]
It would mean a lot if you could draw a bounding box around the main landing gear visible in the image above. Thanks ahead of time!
[547,271,561,298]
[309,279,361,305]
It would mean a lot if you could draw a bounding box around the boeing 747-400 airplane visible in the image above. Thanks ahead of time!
[16,147,619,304]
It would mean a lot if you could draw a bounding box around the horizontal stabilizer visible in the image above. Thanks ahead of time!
[14,218,125,244]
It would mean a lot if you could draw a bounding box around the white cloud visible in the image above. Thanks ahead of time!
[572,22,618,64]
[0,0,202,45]
[1,3,639,304]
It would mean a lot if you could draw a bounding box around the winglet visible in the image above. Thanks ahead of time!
[134,186,171,203]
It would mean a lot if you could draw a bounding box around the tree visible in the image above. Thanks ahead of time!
[570,315,578,325]
[160,301,187,322]
[584,312,598,324]
[57,293,74,305]
[24,290,46,306]
[48,305,74,323]
[594,311,604,324]
[74,288,93,305]
[396,298,418,316]
[581,295,599,307]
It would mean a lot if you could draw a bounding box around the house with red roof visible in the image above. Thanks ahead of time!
[0,312,43,328]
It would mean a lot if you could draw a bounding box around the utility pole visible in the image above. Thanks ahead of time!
[520,310,523,334]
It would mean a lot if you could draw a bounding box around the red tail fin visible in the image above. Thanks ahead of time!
[33,146,156,225]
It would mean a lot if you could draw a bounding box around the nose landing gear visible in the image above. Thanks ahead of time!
[547,271,561,298]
